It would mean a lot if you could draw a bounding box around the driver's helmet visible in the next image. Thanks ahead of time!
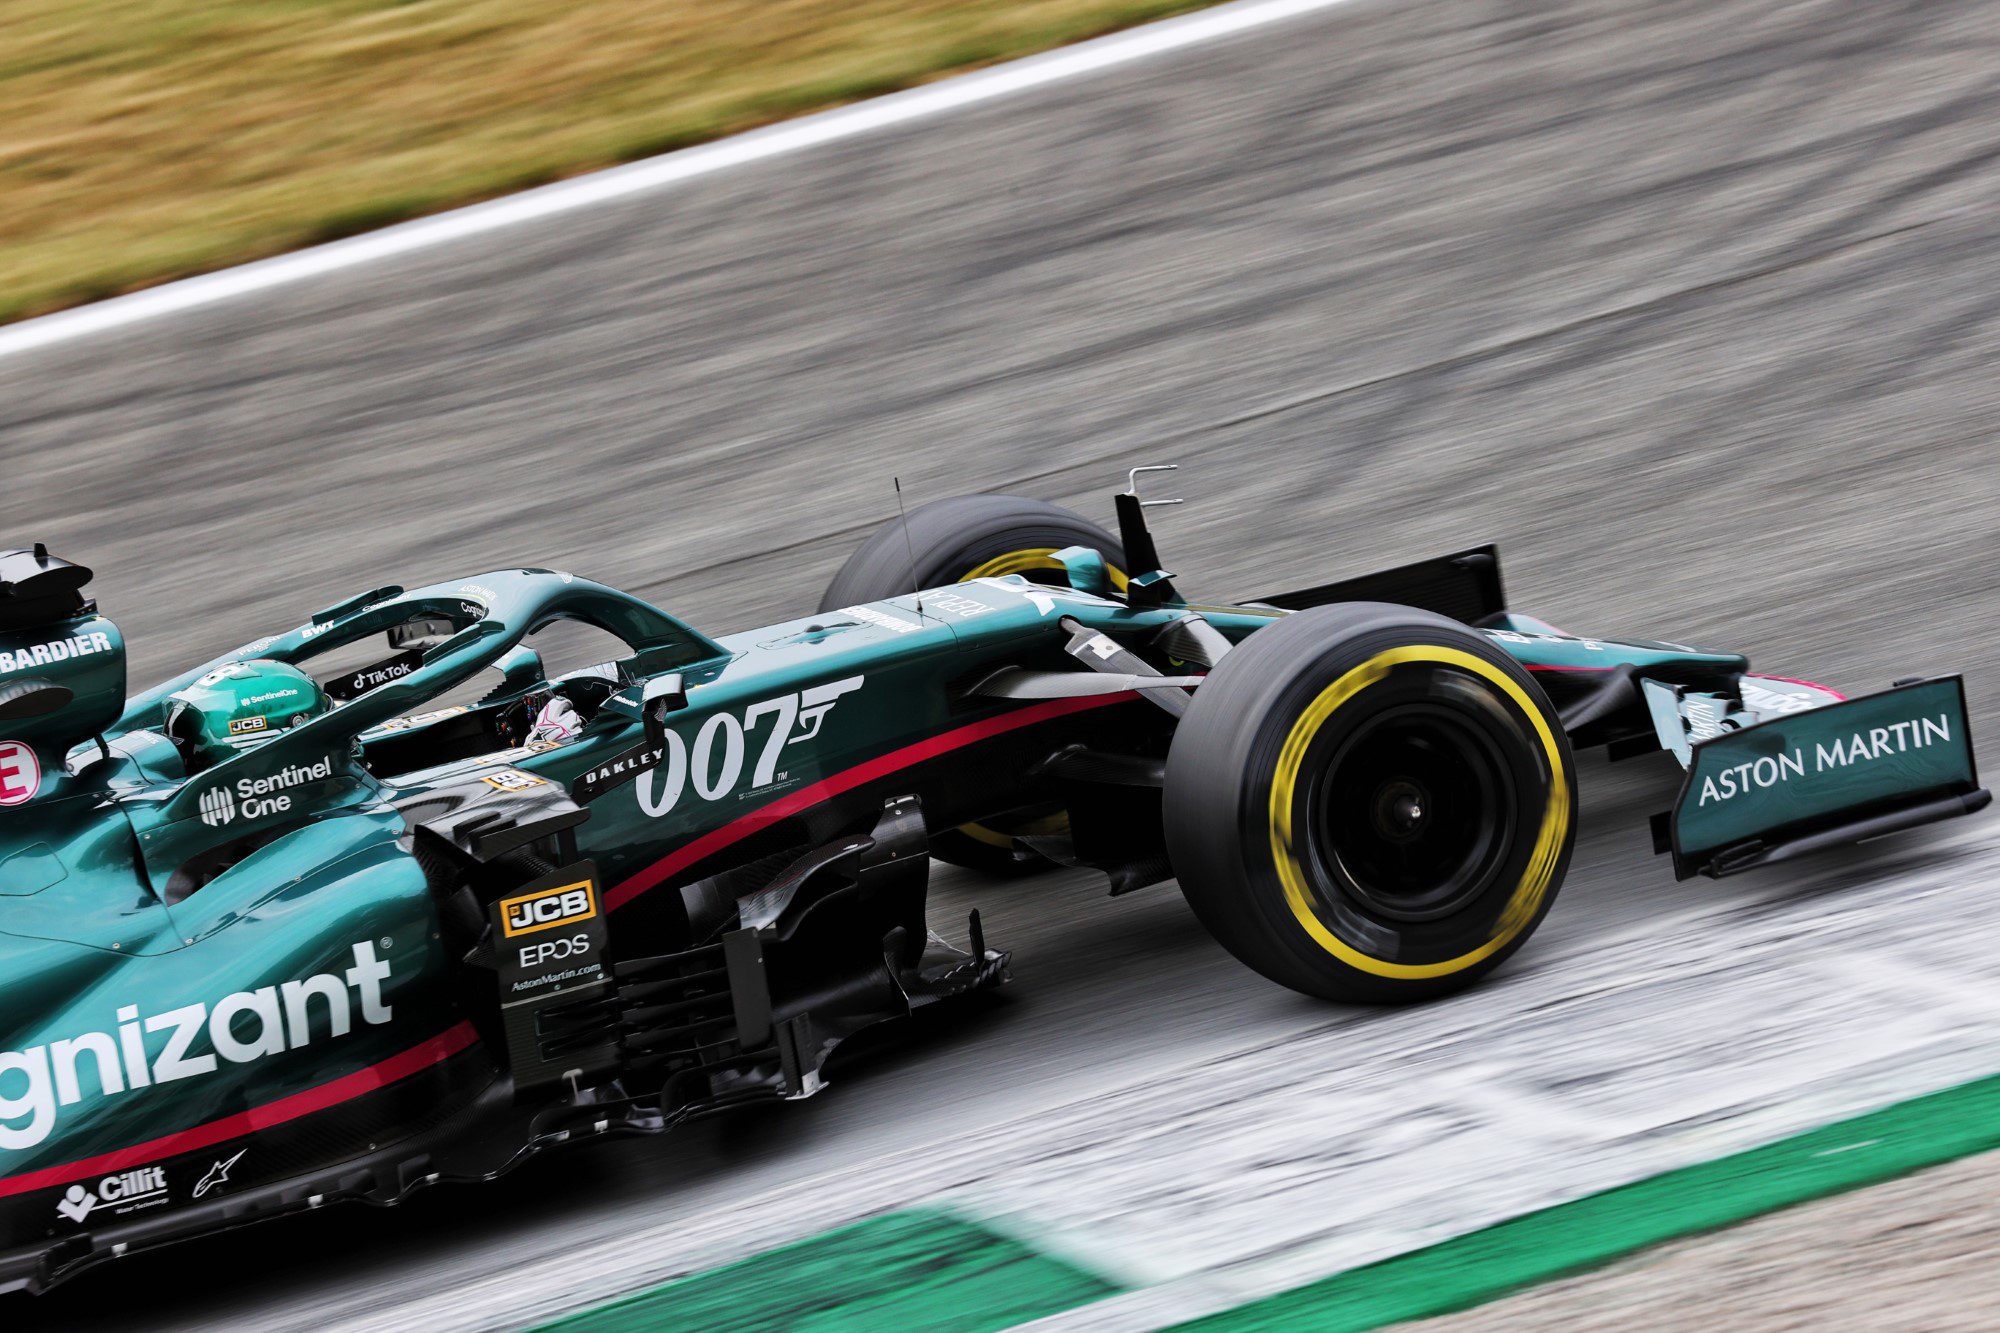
[165,659,330,772]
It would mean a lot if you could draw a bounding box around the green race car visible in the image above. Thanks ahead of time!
[0,471,1985,1292]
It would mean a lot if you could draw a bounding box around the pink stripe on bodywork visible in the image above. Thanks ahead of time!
[1747,673,1847,701]
[606,691,1139,912]
[0,1022,480,1200]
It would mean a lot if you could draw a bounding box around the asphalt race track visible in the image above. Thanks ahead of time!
[4,0,1999,1326]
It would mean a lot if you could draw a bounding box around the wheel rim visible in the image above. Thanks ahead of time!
[1309,702,1516,922]
[1262,644,1571,981]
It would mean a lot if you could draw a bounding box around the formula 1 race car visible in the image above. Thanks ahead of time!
[0,471,1985,1292]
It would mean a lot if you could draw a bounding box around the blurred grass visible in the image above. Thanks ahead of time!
[0,0,1219,323]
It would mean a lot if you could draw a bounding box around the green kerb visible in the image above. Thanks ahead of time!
[533,1207,1123,1333]
[1179,1070,2000,1330]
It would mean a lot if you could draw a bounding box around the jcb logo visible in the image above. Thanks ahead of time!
[500,880,597,938]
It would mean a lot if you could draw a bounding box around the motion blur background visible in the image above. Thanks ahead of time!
[4,0,1999,1327]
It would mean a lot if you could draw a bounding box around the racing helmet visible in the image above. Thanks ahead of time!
[165,659,329,772]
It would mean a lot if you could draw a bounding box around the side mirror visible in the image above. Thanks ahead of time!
[388,615,458,652]
[641,673,688,755]
[1051,545,1112,597]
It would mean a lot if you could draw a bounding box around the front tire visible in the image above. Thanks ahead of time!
[1164,603,1576,1003]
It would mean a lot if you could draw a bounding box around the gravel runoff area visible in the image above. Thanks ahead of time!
[1405,1149,2000,1331]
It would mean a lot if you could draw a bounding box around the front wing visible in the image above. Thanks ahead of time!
[1657,676,1989,878]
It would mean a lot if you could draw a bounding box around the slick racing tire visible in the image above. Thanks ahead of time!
[1164,603,1576,1003]
[820,493,1126,876]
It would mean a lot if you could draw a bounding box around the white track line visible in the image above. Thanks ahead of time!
[0,0,1370,362]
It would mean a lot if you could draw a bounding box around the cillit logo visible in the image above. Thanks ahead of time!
[500,881,597,938]
[56,1166,168,1224]
[198,785,237,826]
[0,740,39,807]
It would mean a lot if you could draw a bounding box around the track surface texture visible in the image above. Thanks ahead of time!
[1405,1149,2000,1331]
[3,0,1998,1326]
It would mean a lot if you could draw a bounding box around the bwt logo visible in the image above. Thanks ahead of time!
[199,786,237,826]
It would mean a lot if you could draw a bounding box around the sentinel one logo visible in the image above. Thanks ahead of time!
[197,756,336,826]
[242,689,301,707]
[0,942,394,1153]
[198,785,237,825]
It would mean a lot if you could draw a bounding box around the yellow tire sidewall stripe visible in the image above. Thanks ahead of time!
[961,547,1131,591]
[1266,644,1570,980]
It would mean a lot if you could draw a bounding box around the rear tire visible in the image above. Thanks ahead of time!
[819,493,1125,615]
[820,494,1126,876]
[1164,603,1576,1003]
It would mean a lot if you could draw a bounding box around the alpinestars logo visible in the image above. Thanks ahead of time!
[194,1149,246,1200]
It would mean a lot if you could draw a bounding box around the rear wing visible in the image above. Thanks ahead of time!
[1658,675,1989,879]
